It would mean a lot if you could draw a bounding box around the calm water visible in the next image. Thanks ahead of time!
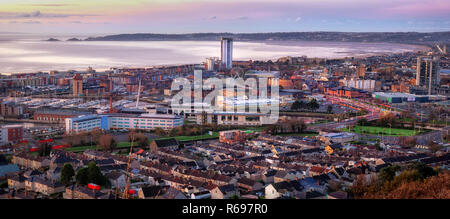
[0,34,426,74]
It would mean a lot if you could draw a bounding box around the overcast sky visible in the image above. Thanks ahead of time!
[1,0,449,34]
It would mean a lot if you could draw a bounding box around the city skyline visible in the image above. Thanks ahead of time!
[0,0,450,34]
[0,0,449,203]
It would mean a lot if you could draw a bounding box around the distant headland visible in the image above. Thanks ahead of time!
[44,32,450,45]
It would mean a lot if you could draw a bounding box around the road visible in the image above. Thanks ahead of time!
[309,96,390,131]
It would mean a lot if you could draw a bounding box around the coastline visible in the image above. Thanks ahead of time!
[0,39,431,75]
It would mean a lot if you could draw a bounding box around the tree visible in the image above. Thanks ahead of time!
[357,118,368,126]
[291,100,301,111]
[327,105,333,114]
[353,171,450,199]
[428,140,443,154]
[428,112,437,122]
[87,129,102,145]
[63,132,90,147]
[76,167,89,185]
[408,162,437,181]
[400,136,416,148]
[98,134,117,152]
[264,124,278,134]
[400,110,408,119]
[327,180,343,193]
[60,163,75,186]
[308,99,319,112]
[444,132,450,142]
[87,161,107,186]
[132,133,149,148]
[377,113,397,128]
[298,120,307,133]
[358,109,369,116]
[39,142,52,157]
[154,127,166,136]
[379,165,401,183]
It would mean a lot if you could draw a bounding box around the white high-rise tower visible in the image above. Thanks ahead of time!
[221,37,233,69]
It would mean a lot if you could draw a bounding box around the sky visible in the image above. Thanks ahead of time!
[0,0,449,34]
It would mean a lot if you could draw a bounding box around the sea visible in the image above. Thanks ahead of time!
[0,33,427,74]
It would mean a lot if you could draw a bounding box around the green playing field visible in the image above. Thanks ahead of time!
[346,125,421,136]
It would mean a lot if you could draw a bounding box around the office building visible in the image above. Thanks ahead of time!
[65,115,105,134]
[65,114,184,133]
[109,114,184,130]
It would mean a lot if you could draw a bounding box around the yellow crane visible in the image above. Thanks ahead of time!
[122,121,139,199]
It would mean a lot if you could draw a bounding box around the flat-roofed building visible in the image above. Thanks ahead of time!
[109,113,184,130]
[195,112,274,126]
[65,113,184,133]
[34,109,91,124]
[0,125,24,145]
[65,114,105,134]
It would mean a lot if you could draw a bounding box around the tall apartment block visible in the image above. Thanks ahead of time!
[72,73,84,96]
[416,56,440,95]
[221,37,233,69]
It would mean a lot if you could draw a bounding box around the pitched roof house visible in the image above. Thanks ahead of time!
[138,185,186,199]
[150,138,180,152]
[237,177,263,192]
[210,184,239,199]
[265,181,304,199]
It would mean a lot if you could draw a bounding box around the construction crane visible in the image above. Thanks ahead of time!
[122,121,139,199]
[436,44,447,54]
[106,92,119,114]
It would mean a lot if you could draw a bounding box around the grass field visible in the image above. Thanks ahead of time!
[65,141,134,152]
[64,132,220,153]
[161,132,219,142]
[62,126,270,153]
[345,125,422,136]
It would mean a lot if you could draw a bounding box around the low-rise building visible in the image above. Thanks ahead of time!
[319,132,357,144]
[65,113,184,133]
[219,130,248,144]
[63,185,107,199]
[25,177,65,196]
[265,181,304,199]
[7,174,26,190]
[150,138,180,153]
[0,125,24,146]
[210,184,239,199]
[237,177,263,192]
[34,109,90,124]
[12,153,50,169]
[106,171,126,189]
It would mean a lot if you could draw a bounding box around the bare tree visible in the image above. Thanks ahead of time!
[98,134,117,152]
